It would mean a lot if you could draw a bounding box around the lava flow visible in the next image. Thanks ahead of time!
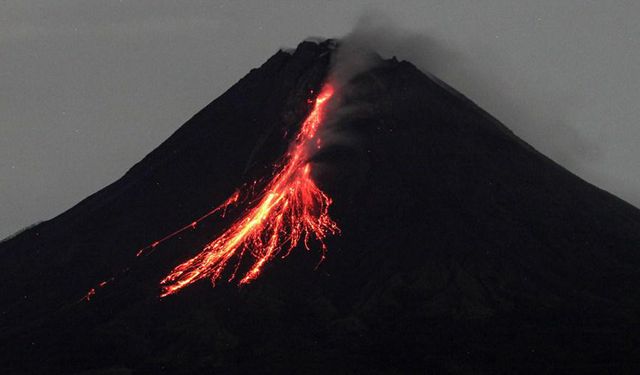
[159,84,339,297]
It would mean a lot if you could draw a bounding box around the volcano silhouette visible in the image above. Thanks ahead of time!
[2,40,640,374]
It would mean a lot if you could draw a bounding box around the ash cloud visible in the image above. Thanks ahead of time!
[316,10,621,204]
[305,33,384,194]
[309,33,380,160]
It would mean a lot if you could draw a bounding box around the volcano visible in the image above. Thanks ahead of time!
[2,40,640,374]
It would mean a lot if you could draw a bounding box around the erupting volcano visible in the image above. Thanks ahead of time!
[3,40,640,374]
[157,84,339,296]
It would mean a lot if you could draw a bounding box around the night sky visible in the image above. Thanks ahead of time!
[2,0,639,239]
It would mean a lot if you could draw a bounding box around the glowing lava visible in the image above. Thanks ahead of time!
[159,84,339,297]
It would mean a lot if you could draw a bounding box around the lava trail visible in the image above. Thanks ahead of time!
[159,84,340,297]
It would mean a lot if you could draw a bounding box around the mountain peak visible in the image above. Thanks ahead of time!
[2,40,639,374]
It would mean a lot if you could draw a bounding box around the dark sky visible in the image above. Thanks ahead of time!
[2,1,639,239]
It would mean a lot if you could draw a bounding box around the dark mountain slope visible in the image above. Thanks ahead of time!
[1,40,639,374]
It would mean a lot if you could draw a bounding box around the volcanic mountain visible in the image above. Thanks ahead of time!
[2,40,640,374]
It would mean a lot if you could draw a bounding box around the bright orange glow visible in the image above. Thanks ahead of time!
[159,84,339,297]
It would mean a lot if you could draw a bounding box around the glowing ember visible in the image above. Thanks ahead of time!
[159,84,339,297]
[136,190,240,257]
[80,276,115,302]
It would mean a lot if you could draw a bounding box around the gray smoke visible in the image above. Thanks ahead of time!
[319,11,638,208]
